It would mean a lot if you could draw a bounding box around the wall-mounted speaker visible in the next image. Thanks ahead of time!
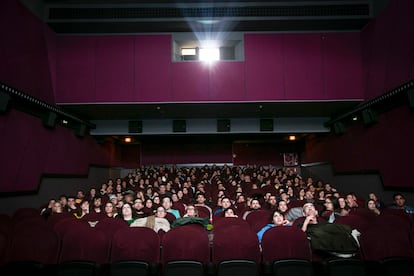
[75,124,87,137]
[407,88,414,108]
[217,119,231,132]
[173,120,186,132]
[332,121,346,135]
[260,119,274,131]
[42,111,57,128]
[0,91,10,113]
[128,120,142,133]
[361,109,378,125]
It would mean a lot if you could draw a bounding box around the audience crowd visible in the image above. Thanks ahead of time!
[38,164,414,241]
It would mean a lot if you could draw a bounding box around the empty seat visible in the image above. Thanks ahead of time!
[110,227,160,276]
[162,224,210,276]
[261,227,312,276]
[212,222,261,276]
[57,224,111,276]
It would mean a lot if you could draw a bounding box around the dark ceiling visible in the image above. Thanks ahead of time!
[23,0,386,34]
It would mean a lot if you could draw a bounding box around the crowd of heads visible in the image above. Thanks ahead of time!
[40,164,414,230]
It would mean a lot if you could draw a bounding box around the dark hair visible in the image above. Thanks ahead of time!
[270,210,283,223]
[393,193,405,200]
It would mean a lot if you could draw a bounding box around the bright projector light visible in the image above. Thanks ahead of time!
[199,48,219,62]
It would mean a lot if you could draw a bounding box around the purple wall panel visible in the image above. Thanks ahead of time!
[0,111,21,192]
[244,34,285,100]
[0,111,38,192]
[95,36,135,102]
[172,63,210,101]
[323,33,364,99]
[383,1,414,91]
[283,34,324,100]
[56,37,96,103]
[134,35,172,102]
[15,124,51,192]
[362,1,396,100]
[0,0,54,103]
[209,62,245,101]
[44,25,57,100]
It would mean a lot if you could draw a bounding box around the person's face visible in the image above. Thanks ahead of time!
[145,200,153,208]
[186,206,197,217]
[67,198,75,207]
[52,202,62,213]
[251,200,261,210]
[134,199,144,210]
[278,201,288,212]
[369,193,377,201]
[155,207,166,218]
[269,196,277,206]
[305,191,313,199]
[162,198,172,210]
[81,201,89,211]
[338,198,346,208]
[222,198,231,209]
[197,195,206,204]
[122,204,132,216]
[303,203,317,217]
[272,212,285,226]
[60,197,67,206]
[153,196,160,204]
[105,203,114,213]
[224,209,236,217]
[395,195,406,207]
[367,200,376,210]
[94,198,101,207]
[324,199,334,211]
[172,194,179,202]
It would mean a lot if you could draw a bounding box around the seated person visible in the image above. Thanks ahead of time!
[257,210,291,243]
[366,199,381,216]
[389,193,414,214]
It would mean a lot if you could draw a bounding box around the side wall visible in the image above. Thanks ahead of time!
[0,0,116,193]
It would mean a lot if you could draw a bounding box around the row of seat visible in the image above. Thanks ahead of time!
[1,213,414,276]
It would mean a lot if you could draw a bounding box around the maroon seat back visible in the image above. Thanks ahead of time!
[334,215,370,233]
[360,224,414,261]
[94,217,129,239]
[261,226,311,262]
[245,209,272,233]
[59,225,111,264]
[212,223,260,264]
[162,224,210,264]
[110,227,160,263]
[9,222,59,264]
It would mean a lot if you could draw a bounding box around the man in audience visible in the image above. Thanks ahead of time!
[390,193,414,214]
[162,196,181,219]
[214,196,233,215]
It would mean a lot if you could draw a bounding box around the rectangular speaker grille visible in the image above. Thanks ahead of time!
[260,119,274,131]
[217,119,231,132]
[173,120,186,132]
[128,120,142,133]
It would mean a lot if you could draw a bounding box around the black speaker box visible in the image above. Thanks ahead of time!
[333,122,346,135]
[361,109,378,125]
[0,91,10,112]
[260,119,274,131]
[128,120,142,133]
[42,112,57,128]
[173,120,186,132]
[217,119,231,132]
[407,88,414,108]
[75,124,87,137]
